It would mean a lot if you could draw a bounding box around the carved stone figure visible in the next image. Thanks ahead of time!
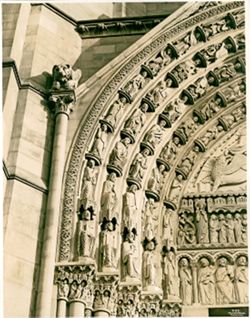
[201,99,220,120]
[124,103,148,138]
[198,258,215,305]
[143,239,158,290]
[200,19,228,41]
[146,81,167,107]
[234,213,243,243]
[163,250,179,300]
[178,213,196,245]
[214,63,237,82]
[51,64,82,90]
[160,137,181,164]
[209,214,219,243]
[124,70,149,97]
[68,280,84,300]
[101,220,118,270]
[104,96,127,128]
[101,173,118,221]
[218,214,227,244]
[143,198,158,241]
[196,201,209,244]
[147,164,165,194]
[199,126,219,146]
[90,123,108,159]
[215,257,234,304]
[169,174,184,204]
[241,214,247,243]
[78,210,95,258]
[147,54,164,76]
[179,258,192,305]
[143,120,166,148]
[177,120,197,141]
[109,137,130,169]
[129,148,149,181]
[123,185,138,231]
[172,31,197,55]
[163,208,176,248]
[178,148,198,176]
[226,214,235,243]
[198,43,228,65]
[122,230,139,280]
[79,159,97,212]
[163,98,185,123]
[235,256,248,304]
[57,279,70,299]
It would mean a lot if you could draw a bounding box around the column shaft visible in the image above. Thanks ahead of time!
[94,310,109,317]
[69,301,85,317]
[36,113,69,316]
[192,265,198,304]
[56,299,67,318]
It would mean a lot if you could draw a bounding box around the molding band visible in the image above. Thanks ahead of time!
[3,161,48,194]
[3,58,47,98]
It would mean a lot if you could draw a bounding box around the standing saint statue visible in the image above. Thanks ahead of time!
[101,172,118,221]
[215,257,234,304]
[235,256,248,304]
[163,250,179,300]
[122,229,139,280]
[195,200,209,244]
[198,257,215,305]
[179,258,192,305]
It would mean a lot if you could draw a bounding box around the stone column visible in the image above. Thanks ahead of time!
[56,299,67,318]
[94,309,110,317]
[191,261,198,304]
[85,308,93,317]
[36,91,76,317]
[69,300,85,317]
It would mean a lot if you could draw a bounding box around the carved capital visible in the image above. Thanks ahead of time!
[49,91,76,117]
[93,275,119,314]
[54,264,95,302]
[117,285,141,317]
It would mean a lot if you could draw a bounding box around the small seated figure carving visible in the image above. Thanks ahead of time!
[51,64,82,90]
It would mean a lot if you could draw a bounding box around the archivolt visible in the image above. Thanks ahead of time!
[58,2,245,261]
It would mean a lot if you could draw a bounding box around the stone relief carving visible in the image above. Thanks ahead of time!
[116,286,140,317]
[122,103,148,142]
[103,96,128,131]
[57,278,70,299]
[146,162,167,200]
[88,122,109,164]
[128,148,150,186]
[123,67,151,99]
[160,136,181,166]
[178,212,196,246]
[108,137,131,176]
[143,115,168,150]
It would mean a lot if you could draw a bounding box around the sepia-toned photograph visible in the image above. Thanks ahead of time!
[2,1,247,317]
